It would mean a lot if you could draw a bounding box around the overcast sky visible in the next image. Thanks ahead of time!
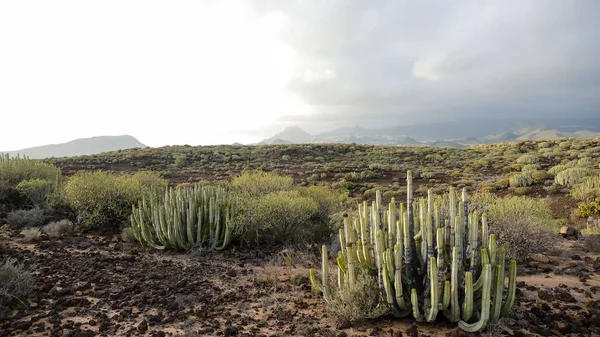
[1,1,599,149]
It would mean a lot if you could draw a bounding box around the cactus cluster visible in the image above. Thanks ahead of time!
[310,171,517,332]
[130,184,236,251]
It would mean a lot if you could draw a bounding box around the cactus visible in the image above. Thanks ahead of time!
[310,171,517,332]
[130,184,236,251]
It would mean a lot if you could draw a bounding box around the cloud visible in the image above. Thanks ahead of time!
[252,0,600,130]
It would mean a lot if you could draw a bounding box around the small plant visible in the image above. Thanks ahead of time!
[7,208,45,229]
[555,167,594,186]
[43,219,74,238]
[0,258,33,314]
[15,178,54,208]
[548,164,566,175]
[576,197,600,218]
[516,155,539,164]
[121,227,137,243]
[326,271,388,324]
[508,172,533,187]
[20,227,41,242]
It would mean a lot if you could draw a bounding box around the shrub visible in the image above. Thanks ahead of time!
[516,155,539,164]
[20,228,41,242]
[548,164,566,175]
[121,227,137,243]
[508,172,533,187]
[43,219,74,238]
[64,171,162,231]
[486,196,559,262]
[530,170,551,183]
[571,176,600,201]
[0,258,33,314]
[576,198,600,218]
[326,271,388,324]
[521,164,541,172]
[577,157,594,167]
[231,170,293,198]
[0,154,61,186]
[15,178,54,208]
[7,208,45,229]
[555,167,595,186]
[252,190,318,244]
[0,180,30,213]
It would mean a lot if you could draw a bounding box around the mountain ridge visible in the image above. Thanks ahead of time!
[258,118,600,147]
[2,135,147,159]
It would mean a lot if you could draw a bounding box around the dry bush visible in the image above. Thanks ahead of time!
[43,219,73,238]
[487,196,560,262]
[0,258,33,314]
[327,271,388,324]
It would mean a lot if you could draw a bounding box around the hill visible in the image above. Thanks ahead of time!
[3,135,147,159]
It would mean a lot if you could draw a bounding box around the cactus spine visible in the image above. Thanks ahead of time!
[130,184,235,251]
[310,171,517,332]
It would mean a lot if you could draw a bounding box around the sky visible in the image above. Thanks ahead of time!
[1,1,599,150]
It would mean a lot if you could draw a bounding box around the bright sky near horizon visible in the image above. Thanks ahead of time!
[0,1,306,150]
[1,1,599,150]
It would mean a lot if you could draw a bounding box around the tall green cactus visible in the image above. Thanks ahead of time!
[310,171,517,333]
[130,184,236,251]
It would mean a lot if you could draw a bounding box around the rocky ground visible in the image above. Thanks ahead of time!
[0,228,599,337]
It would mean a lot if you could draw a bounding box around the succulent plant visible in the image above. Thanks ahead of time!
[310,171,517,332]
[130,184,235,251]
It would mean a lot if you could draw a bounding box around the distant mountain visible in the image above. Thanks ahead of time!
[261,126,313,144]
[3,135,146,159]
[258,118,600,147]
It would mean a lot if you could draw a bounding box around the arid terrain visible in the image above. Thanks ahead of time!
[1,227,599,337]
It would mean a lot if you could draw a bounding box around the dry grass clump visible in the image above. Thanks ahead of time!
[43,219,73,238]
[20,227,41,242]
[327,271,388,324]
[0,258,33,315]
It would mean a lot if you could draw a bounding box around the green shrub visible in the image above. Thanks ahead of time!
[0,154,60,186]
[231,170,293,197]
[576,197,600,218]
[15,179,54,208]
[516,155,539,164]
[0,180,29,213]
[0,258,33,314]
[554,167,595,186]
[577,157,594,167]
[530,170,551,183]
[571,176,600,201]
[64,171,164,231]
[521,164,541,172]
[486,196,559,261]
[252,190,318,244]
[7,208,46,229]
[508,172,533,187]
[548,164,566,175]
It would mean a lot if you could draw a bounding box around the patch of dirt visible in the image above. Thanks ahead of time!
[1,230,599,337]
